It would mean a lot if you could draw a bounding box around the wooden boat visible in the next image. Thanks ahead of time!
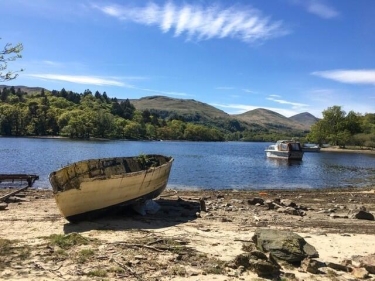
[265,140,304,160]
[302,144,321,152]
[0,174,39,187]
[49,154,173,222]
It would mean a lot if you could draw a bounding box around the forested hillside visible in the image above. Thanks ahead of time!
[0,86,225,141]
[0,86,309,141]
[1,86,373,146]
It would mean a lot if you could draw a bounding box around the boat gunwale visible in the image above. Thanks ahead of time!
[49,154,173,194]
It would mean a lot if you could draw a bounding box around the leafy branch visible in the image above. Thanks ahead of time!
[0,38,24,82]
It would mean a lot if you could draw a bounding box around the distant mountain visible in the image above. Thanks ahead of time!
[289,112,320,128]
[0,85,45,94]
[232,108,310,131]
[128,96,320,132]
[129,96,230,121]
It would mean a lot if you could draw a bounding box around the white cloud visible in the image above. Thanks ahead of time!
[307,0,339,19]
[267,96,309,109]
[27,74,126,87]
[94,2,289,43]
[312,69,375,85]
[136,87,188,97]
[290,0,339,19]
[242,89,257,94]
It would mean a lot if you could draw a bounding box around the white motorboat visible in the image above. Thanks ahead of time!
[265,140,304,160]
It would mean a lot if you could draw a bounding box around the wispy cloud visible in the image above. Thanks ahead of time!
[312,69,375,85]
[291,0,339,19]
[242,89,257,94]
[27,74,127,87]
[267,96,309,109]
[307,0,339,18]
[136,87,189,97]
[27,73,188,97]
[93,2,289,43]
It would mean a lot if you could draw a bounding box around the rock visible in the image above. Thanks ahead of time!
[199,198,206,212]
[252,229,319,263]
[351,267,369,279]
[301,258,325,274]
[354,254,375,274]
[5,196,29,203]
[234,253,250,268]
[351,210,374,220]
[280,199,296,207]
[326,262,351,272]
[282,272,297,279]
[265,200,275,209]
[242,242,257,252]
[248,198,264,205]
[249,250,268,261]
[329,213,349,219]
[249,259,280,277]
[0,202,8,210]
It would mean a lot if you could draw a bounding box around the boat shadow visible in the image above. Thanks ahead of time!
[63,197,200,234]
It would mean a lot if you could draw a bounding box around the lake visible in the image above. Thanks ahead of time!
[0,137,374,190]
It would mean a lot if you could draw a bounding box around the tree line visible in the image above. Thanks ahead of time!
[0,86,225,141]
[305,106,375,149]
[1,87,374,146]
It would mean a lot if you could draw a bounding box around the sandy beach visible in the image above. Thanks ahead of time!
[1,186,375,280]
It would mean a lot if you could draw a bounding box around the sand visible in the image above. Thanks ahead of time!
[1,187,375,280]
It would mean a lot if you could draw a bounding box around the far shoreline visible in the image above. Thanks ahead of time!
[321,146,375,155]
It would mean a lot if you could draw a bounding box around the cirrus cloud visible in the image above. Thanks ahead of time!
[27,74,126,87]
[312,69,375,85]
[93,2,289,43]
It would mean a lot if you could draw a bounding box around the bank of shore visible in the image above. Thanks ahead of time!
[1,186,375,280]
[321,146,375,154]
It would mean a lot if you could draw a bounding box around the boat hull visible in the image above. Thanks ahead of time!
[49,155,173,222]
[265,150,304,160]
[265,140,304,160]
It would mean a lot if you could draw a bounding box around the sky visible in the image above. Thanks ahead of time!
[1,0,375,118]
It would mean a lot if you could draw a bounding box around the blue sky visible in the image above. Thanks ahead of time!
[1,0,375,118]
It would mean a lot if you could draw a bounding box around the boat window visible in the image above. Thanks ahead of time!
[290,143,300,150]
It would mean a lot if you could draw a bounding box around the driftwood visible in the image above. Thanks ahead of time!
[0,185,29,202]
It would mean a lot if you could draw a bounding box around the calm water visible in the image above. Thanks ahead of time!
[0,137,374,190]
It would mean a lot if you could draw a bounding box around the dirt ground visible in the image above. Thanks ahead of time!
[1,186,375,280]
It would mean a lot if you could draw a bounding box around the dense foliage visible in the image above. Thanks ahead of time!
[1,87,374,145]
[0,87,225,141]
[306,106,375,149]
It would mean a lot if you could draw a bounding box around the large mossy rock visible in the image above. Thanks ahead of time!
[252,229,319,263]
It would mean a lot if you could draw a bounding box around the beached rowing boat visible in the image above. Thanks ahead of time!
[49,154,173,222]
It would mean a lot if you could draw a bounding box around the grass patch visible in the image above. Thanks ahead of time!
[0,239,12,256]
[47,233,91,249]
[0,238,31,270]
[75,248,95,264]
[87,268,108,278]
[169,265,187,276]
[203,261,226,275]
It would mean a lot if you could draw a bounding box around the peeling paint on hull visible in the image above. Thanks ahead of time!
[49,155,173,222]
